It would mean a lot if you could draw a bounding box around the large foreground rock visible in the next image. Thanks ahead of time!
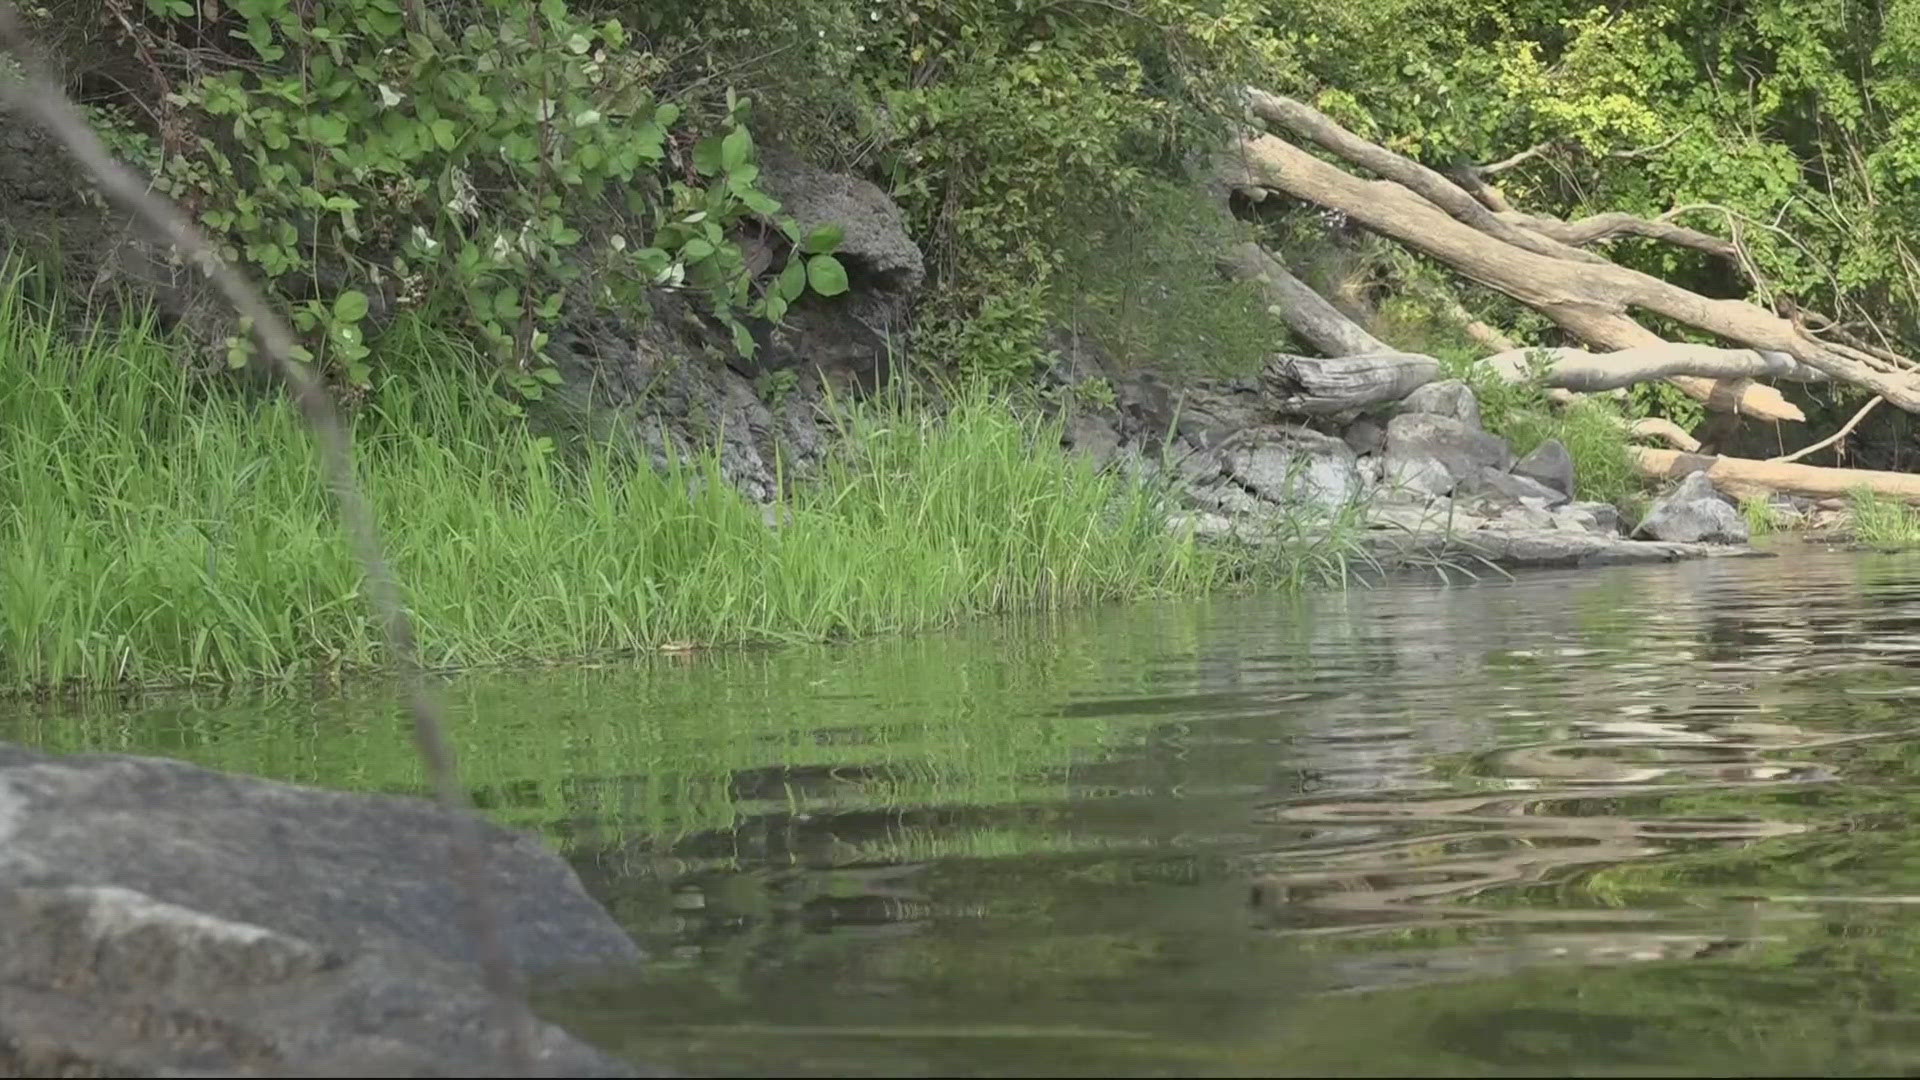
[0,743,650,1077]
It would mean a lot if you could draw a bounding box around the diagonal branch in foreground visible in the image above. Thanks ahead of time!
[0,8,534,1072]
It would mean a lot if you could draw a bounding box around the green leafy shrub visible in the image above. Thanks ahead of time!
[59,0,847,403]
[1052,180,1277,379]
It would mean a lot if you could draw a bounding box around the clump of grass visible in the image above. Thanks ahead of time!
[1848,490,1920,547]
[1741,497,1785,537]
[0,267,1355,693]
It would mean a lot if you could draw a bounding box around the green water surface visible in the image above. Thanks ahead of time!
[12,548,1920,1076]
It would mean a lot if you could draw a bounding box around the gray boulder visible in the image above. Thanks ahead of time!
[1219,425,1364,510]
[1342,415,1387,456]
[1513,438,1576,498]
[1063,411,1124,470]
[1477,467,1571,509]
[1635,471,1750,544]
[756,151,924,299]
[1400,380,1481,428]
[1383,412,1513,497]
[1556,500,1625,537]
[0,885,649,1077]
[0,743,649,1077]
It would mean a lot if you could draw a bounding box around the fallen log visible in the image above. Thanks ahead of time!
[1482,345,1827,392]
[1629,418,1702,452]
[1255,349,1815,415]
[1218,242,1390,357]
[1219,133,1805,422]
[1631,447,1920,504]
[1228,91,1920,418]
[1261,352,1441,414]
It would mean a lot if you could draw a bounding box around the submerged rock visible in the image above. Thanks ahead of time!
[0,743,649,1077]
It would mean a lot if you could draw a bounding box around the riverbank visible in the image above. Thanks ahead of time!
[0,280,1368,695]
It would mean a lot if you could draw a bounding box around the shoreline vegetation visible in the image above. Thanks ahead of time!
[0,268,1361,696]
[6,0,1917,698]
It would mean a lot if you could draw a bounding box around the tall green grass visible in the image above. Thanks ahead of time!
[0,272,1350,692]
[1848,490,1920,547]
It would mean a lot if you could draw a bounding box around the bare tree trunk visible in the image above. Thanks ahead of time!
[1262,352,1442,413]
[1218,242,1390,356]
[1226,91,1920,420]
[1633,448,1920,503]
[1253,347,1821,414]
[1481,344,1826,392]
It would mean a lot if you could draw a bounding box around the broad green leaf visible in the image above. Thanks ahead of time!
[720,126,753,173]
[801,223,844,254]
[332,289,370,323]
[806,254,849,297]
[691,135,724,176]
[777,259,807,302]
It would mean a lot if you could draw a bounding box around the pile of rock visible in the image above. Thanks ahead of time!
[1057,365,1761,570]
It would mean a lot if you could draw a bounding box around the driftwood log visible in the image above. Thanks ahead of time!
[1261,352,1442,414]
[1218,242,1390,357]
[1256,347,1820,417]
[1481,345,1826,394]
[1223,89,1920,421]
[1633,448,1920,504]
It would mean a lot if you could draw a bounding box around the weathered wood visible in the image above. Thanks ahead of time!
[1218,242,1390,357]
[1483,344,1827,392]
[1629,418,1702,452]
[1259,347,1819,418]
[1496,210,1739,261]
[1226,91,1920,419]
[1632,447,1920,504]
[1261,352,1441,414]
[1219,129,1814,422]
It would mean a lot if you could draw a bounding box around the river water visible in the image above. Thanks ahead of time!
[12,545,1920,1075]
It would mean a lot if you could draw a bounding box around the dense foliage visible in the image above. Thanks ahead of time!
[39,0,1919,392]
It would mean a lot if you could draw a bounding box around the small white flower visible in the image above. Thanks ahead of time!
[378,83,404,108]
[609,234,628,251]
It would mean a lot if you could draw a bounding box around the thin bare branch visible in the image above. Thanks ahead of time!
[1770,395,1883,465]
[0,8,533,1072]
[1478,141,1551,176]
[1607,125,1694,161]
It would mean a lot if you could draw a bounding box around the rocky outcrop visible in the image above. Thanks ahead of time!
[1044,339,1757,571]
[0,743,648,1077]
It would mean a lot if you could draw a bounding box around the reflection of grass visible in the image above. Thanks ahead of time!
[5,610,1197,847]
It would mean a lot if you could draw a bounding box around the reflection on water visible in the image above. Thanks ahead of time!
[17,546,1920,1075]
